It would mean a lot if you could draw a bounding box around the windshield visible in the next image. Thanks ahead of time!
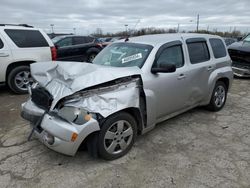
[243,34,250,42]
[93,42,153,68]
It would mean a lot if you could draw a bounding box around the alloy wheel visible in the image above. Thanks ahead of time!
[104,120,133,155]
[14,71,33,91]
[214,85,226,108]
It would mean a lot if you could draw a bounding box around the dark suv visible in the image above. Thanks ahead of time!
[52,35,103,62]
[228,34,250,77]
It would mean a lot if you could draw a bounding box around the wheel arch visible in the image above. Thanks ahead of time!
[217,77,229,91]
[86,47,100,55]
[6,60,35,81]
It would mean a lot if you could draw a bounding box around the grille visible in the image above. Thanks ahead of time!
[228,49,250,64]
[232,61,250,69]
[31,87,53,111]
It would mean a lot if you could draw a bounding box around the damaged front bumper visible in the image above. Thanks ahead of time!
[21,99,100,156]
[232,66,250,77]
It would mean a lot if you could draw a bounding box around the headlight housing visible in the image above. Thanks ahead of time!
[57,106,92,125]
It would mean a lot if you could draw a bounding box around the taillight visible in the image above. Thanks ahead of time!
[50,47,57,61]
[96,43,103,48]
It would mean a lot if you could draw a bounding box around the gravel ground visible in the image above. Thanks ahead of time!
[0,78,250,188]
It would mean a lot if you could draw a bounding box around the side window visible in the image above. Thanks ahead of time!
[85,37,94,43]
[187,41,210,64]
[0,38,3,49]
[4,29,49,48]
[209,38,227,58]
[73,37,86,45]
[154,45,184,68]
[57,37,73,47]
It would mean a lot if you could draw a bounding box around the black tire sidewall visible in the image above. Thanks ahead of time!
[97,112,137,160]
[7,66,30,94]
[87,52,97,62]
[209,81,227,111]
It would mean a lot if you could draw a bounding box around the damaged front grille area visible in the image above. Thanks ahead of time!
[228,49,250,64]
[31,87,53,111]
[232,61,250,69]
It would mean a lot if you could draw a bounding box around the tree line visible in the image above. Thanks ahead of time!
[92,27,247,39]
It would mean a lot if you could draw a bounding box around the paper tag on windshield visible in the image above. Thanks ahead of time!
[122,53,142,64]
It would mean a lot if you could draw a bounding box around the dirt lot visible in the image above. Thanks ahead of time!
[0,78,250,188]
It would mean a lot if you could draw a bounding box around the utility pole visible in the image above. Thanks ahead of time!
[177,23,180,33]
[196,14,199,32]
[50,24,54,33]
[124,24,128,35]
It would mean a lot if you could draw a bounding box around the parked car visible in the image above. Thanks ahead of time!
[0,24,56,94]
[228,34,250,77]
[224,37,237,46]
[21,33,233,160]
[52,35,103,62]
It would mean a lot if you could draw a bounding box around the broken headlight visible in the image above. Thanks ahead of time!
[57,106,93,125]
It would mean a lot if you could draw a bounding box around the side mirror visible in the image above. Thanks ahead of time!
[55,44,59,49]
[151,63,176,74]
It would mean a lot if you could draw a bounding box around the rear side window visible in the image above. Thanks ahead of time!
[0,38,3,49]
[85,37,94,43]
[187,41,210,64]
[209,38,227,58]
[73,37,86,45]
[4,29,49,48]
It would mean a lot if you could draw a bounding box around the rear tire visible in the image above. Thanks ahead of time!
[97,112,137,160]
[7,66,33,94]
[206,81,227,112]
[87,52,97,63]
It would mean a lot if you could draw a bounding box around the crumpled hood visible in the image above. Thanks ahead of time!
[30,61,142,108]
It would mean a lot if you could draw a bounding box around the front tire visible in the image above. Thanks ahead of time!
[97,112,137,160]
[206,81,227,111]
[7,66,33,94]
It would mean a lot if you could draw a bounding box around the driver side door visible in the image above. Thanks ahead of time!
[149,41,192,120]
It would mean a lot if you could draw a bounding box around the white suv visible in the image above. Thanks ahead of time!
[0,24,56,94]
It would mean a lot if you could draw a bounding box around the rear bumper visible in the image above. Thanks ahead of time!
[232,66,250,77]
[21,99,100,156]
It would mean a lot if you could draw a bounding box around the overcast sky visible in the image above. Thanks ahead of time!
[1,0,250,34]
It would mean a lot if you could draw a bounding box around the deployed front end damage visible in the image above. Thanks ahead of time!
[21,62,144,156]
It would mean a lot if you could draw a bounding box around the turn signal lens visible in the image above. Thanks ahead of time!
[71,132,78,142]
[84,114,92,121]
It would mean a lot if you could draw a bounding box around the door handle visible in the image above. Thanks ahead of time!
[207,66,214,71]
[177,73,186,80]
[0,53,9,57]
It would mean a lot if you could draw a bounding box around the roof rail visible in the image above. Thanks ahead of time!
[0,24,33,28]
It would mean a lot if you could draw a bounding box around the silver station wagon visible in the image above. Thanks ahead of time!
[21,33,233,160]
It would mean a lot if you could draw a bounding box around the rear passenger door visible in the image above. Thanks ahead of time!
[0,33,12,82]
[72,36,92,61]
[185,38,215,105]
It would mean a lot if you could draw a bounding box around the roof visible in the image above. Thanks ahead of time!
[0,24,33,28]
[120,33,222,47]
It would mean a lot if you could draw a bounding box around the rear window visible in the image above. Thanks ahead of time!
[209,38,227,58]
[4,29,49,48]
[187,41,210,64]
[0,38,3,49]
